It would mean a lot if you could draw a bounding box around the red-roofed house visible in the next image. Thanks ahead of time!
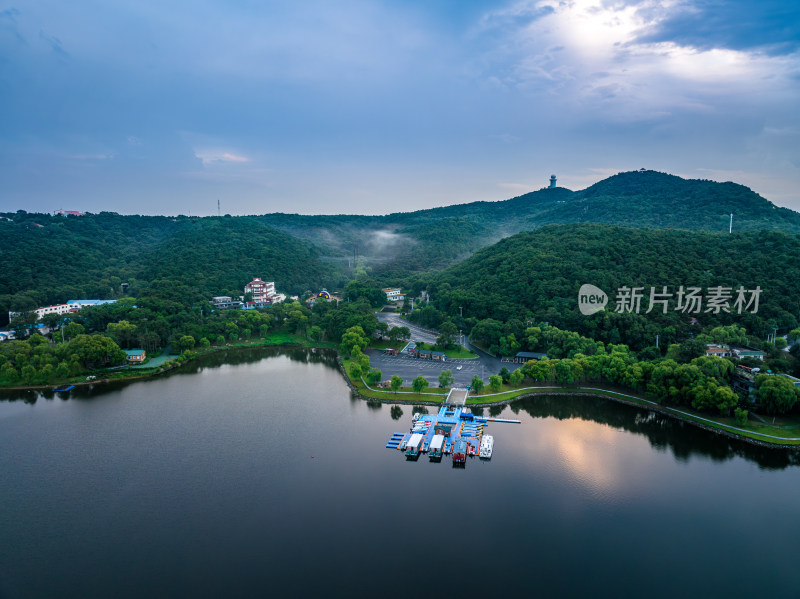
[704,345,731,358]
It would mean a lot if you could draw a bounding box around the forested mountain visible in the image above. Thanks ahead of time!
[0,212,333,322]
[2,170,798,326]
[417,223,800,350]
[256,170,800,282]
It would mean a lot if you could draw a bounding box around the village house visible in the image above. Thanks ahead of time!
[704,345,732,358]
[381,288,404,302]
[513,351,549,364]
[730,346,766,361]
[125,349,146,363]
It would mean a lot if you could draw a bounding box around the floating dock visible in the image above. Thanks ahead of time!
[385,391,519,467]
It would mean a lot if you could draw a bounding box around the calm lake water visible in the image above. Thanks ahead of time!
[1,348,798,599]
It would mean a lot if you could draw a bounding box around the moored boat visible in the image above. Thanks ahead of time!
[452,438,467,466]
[479,435,494,459]
[428,434,445,461]
[405,433,423,460]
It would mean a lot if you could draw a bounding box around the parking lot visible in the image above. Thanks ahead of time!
[366,350,492,387]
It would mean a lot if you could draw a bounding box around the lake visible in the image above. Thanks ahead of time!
[1,347,798,598]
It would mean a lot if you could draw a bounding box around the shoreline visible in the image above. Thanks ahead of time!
[337,357,800,451]
[3,342,798,451]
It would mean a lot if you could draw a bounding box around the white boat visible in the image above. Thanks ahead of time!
[428,434,445,460]
[479,435,494,459]
[405,433,424,460]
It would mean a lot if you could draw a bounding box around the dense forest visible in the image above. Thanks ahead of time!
[0,171,800,322]
[0,212,336,323]
[257,170,800,283]
[2,169,799,329]
[406,224,800,352]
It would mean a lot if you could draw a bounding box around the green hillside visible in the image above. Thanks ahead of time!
[0,212,333,322]
[421,223,800,349]
[2,170,798,326]
[256,170,800,281]
[535,171,800,232]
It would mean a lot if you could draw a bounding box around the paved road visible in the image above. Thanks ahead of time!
[374,312,505,378]
[376,312,439,345]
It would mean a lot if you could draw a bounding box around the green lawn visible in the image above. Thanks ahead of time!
[414,342,478,359]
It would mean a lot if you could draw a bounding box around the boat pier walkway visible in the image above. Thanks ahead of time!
[384,393,520,465]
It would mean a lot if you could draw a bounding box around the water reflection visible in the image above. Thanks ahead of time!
[509,394,800,470]
[1,349,796,470]
[0,346,339,404]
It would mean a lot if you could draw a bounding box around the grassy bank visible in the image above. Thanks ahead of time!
[339,362,800,447]
[0,330,338,390]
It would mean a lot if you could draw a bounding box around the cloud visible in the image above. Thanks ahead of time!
[38,29,68,58]
[473,0,800,126]
[0,7,25,44]
[193,149,251,166]
[636,0,800,56]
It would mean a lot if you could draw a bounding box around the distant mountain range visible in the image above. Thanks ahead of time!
[1,170,798,321]
[255,169,800,277]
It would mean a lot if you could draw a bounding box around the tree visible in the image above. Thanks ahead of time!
[390,374,403,393]
[106,320,137,348]
[499,334,521,357]
[438,369,454,388]
[498,366,510,383]
[358,351,370,373]
[9,312,37,339]
[734,408,748,426]
[366,368,382,385]
[340,326,370,356]
[756,375,800,414]
[63,322,86,341]
[0,363,19,383]
[436,321,458,349]
[488,374,502,392]
[555,360,574,385]
[41,312,62,331]
[20,364,36,385]
[509,368,524,386]
[307,325,322,342]
[412,376,429,394]
[349,362,363,379]
[177,335,196,352]
[67,334,126,368]
[470,375,484,392]
[199,337,211,348]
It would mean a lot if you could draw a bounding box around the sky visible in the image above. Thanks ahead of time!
[1,0,799,216]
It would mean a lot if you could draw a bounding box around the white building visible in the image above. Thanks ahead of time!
[382,288,405,302]
[9,299,117,322]
[244,278,285,304]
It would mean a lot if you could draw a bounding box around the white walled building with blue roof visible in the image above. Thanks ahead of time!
[9,299,117,322]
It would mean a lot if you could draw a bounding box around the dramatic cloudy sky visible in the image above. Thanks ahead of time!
[1,0,798,215]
